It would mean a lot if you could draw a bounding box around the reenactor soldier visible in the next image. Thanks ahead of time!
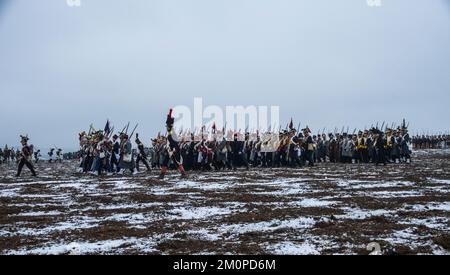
[373,128,387,166]
[33,149,41,163]
[135,133,151,172]
[302,127,315,166]
[48,148,55,163]
[159,109,188,179]
[56,148,63,163]
[16,135,37,177]
[357,131,369,163]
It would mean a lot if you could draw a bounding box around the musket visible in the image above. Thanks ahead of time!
[346,126,349,134]
[375,122,379,129]
[380,121,385,131]
[352,128,356,135]
[297,122,301,133]
[119,123,128,135]
[129,123,139,139]
[107,126,115,139]
[340,126,344,134]
[125,122,130,134]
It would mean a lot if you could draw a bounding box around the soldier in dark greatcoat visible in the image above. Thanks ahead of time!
[16,135,37,177]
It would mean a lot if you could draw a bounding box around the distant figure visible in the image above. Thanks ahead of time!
[10,148,16,163]
[33,149,41,163]
[56,148,63,163]
[48,148,55,163]
[3,145,10,164]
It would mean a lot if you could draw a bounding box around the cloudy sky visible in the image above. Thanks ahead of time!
[1,0,449,149]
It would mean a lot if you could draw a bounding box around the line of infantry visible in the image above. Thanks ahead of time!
[11,112,450,178]
[75,114,417,179]
[411,135,450,149]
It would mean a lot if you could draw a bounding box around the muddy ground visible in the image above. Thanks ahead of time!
[0,150,449,255]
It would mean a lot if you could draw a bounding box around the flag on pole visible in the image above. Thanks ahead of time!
[104,120,110,136]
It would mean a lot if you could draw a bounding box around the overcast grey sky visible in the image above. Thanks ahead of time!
[1,0,449,149]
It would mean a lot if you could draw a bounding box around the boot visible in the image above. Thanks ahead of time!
[180,172,188,179]
[178,165,188,179]
[159,167,168,180]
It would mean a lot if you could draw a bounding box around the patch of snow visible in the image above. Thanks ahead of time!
[336,207,394,220]
[17,211,62,216]
[266,241,319,255]
[169,206,232,220]
[430,179,450,185]
[222,217,316,235]
[290,198,336,207]
[410,202,450,212]
[6,239,135,255]
[174,180,230,190]
[399,217,449,230]
[185,228,222,241]
[0,187,21,197]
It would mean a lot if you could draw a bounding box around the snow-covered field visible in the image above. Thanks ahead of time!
[1,150,449,255]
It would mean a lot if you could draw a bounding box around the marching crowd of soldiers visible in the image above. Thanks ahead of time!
[75,114,422,180]
[412,135,450,149]
[0,145,21,165]
[7,111,450,178]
